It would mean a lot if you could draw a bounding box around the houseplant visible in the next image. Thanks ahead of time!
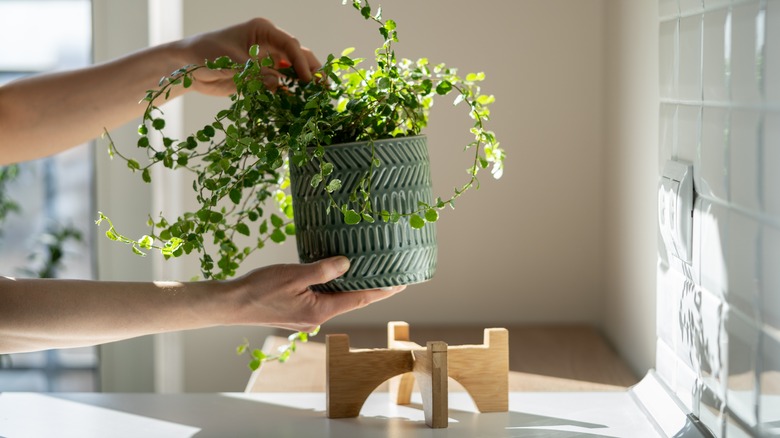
[99,0,504,367]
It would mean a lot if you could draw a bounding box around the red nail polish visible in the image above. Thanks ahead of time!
[278,60,291,68]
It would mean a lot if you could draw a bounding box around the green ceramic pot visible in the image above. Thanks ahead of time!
[289,135,437,292]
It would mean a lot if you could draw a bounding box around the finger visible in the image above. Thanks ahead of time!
[302,47,322,73]
[292,256,351,287]
[267,323,320,333]
[260,67,283,90]
[257,23,313,82]
[282,40,313,82]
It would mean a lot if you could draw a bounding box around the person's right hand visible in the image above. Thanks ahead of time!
[174,17,321,96]
[227,257,405,332]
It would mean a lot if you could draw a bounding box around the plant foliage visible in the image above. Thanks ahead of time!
[99,0,505,367]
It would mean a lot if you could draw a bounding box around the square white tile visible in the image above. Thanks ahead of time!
[727,211,761,318]
[680,15,704,101]
[699,287,727,395]
[656,338,678,388]
[677,105,701,163]
[729,109,762,212]
[660,104,678,171]
[675,353,702,414]
[730,3,763,104]
[726,307,760,427]
[700,106,729,201]
[700,199,729,299]
[703,9,729,102]
[661,19,680,99]
[658,265,679,346]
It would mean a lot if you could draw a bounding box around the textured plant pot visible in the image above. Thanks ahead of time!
[289,135,437,292]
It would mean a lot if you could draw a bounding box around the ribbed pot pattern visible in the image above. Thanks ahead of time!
[289,135,437,292]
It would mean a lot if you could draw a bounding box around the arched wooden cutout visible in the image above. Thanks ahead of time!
[326,322,507,429]
[388,322,509,413]
[448,328,509,413]
[326,333,449,428]
[325,334,413,419]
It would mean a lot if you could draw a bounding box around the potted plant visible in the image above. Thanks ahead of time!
[98,0,504,367]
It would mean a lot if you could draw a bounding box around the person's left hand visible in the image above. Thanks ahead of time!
[227,256,406,332]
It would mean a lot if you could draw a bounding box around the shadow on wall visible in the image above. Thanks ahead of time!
[658,194,780,435]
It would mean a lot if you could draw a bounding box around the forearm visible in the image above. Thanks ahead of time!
[0,42,190,165]
[0,276,237,353]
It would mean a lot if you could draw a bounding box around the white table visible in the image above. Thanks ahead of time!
[0,390,660,437]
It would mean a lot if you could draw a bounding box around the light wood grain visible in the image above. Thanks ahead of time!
[246,324,638,394]
[387,322,509,413]
[324,334,414,418]
[412,342,448,428]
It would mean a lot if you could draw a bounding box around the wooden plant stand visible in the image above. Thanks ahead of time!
[326,321,509,428]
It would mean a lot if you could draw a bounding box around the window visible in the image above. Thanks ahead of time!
[0,0,98,392]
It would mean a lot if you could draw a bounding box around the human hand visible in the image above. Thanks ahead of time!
[228,257,405,332]
[174,17,321,96]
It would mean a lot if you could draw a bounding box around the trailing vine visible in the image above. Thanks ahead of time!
[99,0,504,369]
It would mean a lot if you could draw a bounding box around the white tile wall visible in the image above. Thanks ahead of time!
[730,2,762,104]
[729,109,761,211]
[727,211,760,318]
[703,9,730,101]
[658,1,780,436]
[678,105,702,165]
[700,106,729,201]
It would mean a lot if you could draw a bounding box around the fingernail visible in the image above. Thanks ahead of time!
[278,59,291,68]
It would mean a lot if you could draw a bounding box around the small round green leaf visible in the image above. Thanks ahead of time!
[270,229,286,243]
[229,188,242,204]
[344,210,361,225]
[424,209,439,223]
[435,81,453,95]
[270,214,284,228]
[236,223,250,236]
[409,214,425,229]
[326,179,342,193]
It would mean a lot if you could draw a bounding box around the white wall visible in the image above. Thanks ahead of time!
[602,2,659,377]
[174,0,608,391]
